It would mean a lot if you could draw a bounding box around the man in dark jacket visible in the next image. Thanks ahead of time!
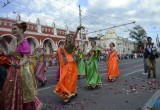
[144,37,158,78]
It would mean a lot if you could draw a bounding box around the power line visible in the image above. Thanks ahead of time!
[0,1,80,23]
[83,11,134,22]
[88,21,136,34]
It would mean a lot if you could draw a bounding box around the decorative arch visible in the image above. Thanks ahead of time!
[0,34,17,52]
[1,34,16,44]
[42,38,55,54]
[57,40,65,46]
[26,36,39,53]
[0,40,8,52]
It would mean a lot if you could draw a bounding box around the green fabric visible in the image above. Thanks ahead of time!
[89,46,101,59]
[85,47,102,87]
[0,66,7,90]
[77,59,85,76]
[75,50,85,76]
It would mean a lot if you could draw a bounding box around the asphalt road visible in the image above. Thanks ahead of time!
[38,58,160,110]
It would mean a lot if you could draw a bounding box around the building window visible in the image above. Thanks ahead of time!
[27,25,29,29]
[4,21,7,26]
[31,26,33,30]
[45,28,47,32]
[35,27,37,30]
[9,22,12,26]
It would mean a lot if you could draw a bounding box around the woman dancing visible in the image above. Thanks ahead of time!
[35,47,47,86]
[99,42,120,82]
[54,25,84,104]
[75,46,85,78]
[0,22,41,110]
[85,41,102,90]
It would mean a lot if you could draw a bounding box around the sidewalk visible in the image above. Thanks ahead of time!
[153,97,160,109]
[142,89,160,110]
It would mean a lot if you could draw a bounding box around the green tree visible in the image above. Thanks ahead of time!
[129,25,147,52]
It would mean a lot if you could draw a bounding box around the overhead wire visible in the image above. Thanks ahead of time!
[0,0,136,35]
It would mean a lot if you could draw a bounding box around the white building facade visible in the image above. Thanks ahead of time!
[99,29,135,55]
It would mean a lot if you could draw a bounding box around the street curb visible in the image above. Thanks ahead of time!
[142,89,160,110]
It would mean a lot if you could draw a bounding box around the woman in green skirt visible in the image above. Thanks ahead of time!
[85,41,102,90]
[75,46,86,78]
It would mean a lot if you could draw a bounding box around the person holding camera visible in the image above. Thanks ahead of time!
[144,37,158,78]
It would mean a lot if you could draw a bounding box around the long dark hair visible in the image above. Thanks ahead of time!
[14,22,27,33]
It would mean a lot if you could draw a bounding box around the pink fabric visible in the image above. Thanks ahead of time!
[23,97,42,110]
[16,39,30,55]
[35,61,46,82]
[0,40,42,110]
[0,64,23,110]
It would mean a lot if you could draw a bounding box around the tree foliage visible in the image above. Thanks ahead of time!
[129,25,147,52]
[129,25,147,44]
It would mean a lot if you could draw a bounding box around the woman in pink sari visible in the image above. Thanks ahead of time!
[0,22,41,110]
[35,48,47,86]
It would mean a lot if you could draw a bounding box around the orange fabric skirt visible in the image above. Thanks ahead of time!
[107,53,120,80]
[54,62,78,99]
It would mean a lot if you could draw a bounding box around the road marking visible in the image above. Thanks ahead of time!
[41,69,144,91]
[99,64,143,71]
[142,89,160,110]
[47,59,142,69]
[45,63,144,77]
[123,69,143,76]
[98,59,142,66]
[38,85,55,91]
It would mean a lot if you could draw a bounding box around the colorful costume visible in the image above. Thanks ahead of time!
[54,46,78,100]
[107,50,120,81]
[0,39,41,110]
[35,52,46,83]
[0,53,10,91]
[75,50,85,76]
[85,46,102,89]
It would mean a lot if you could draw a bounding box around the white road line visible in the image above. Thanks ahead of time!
[38,85,55,91]
[142,89,160,110]
[123,69,143,76]
[40,69,145,91]
[47,59,142,69]
[98,60,142,69]
[99,64,143,71]
[45,64,144,77]
[98,59,142,66]
[39,59,160,102]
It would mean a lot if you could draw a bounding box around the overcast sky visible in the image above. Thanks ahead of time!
[0,0,160,42]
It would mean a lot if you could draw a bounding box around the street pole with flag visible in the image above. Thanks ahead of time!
[79,5,83,46]
[156,34,159,48]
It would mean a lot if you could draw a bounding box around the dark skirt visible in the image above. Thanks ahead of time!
[0,66,7,91]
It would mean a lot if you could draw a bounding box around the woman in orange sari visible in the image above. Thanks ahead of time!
[45,41,64,82]
[54,25,84,104]
[99,42,120,82]
[107,42,120,82]
[0,46,10,91]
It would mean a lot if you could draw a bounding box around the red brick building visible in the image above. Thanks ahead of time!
[0,14,88,56]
